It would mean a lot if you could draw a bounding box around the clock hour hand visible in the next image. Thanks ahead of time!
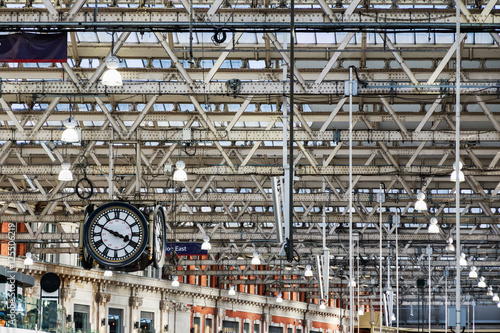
[104,227,130,242]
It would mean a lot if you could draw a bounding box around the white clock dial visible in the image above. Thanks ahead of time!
[84,202,148,267]
[152,205,166,269]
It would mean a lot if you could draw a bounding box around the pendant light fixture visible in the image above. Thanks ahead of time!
[459,253,468,266]
[61,118,79,143]
[477,276,486,288]
[276,292,283,303]
[414,191,427,211]
[445,237,455,252]
[102,33,123,86]
[493,294,500,302]
[228,285,236,295]
[319,300,326,310]
[251,251,261,265]
[347,278,356,288]
[24,252,33,265]
[468,266,478,278]
[201,235,211,250]
[304,264,313,277]
[172,276,179,287]
[58,160,73,181]
[173,160,188,181]
[487,286,494,296]
[428,217,439,233]
[450,161,465,182]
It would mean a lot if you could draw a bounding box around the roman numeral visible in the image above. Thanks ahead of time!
[102,247,110,257]
[94,239,104,248]
[128,240,138,249]
[131,232,140,238]
[114,210,120,219]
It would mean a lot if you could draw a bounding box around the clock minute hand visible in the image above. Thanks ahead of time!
[104,227,130,242]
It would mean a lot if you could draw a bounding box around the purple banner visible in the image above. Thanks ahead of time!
[165,243,207,256]
[0,33,67,63]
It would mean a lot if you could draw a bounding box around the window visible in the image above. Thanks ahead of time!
[140,311,154,333]
[223,320,239,333]
[244,323,250,333]
[269,326,283,333]
[108,308,124,333]
[254,323,260,333]
[193,316,201,333]
[74,304,90,332]
[205,318,212,333]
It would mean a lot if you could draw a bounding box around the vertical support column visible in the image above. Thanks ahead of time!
[160,292,171,333]
[455,0,462,331]
[109,134,115,200]
[136,138,142,195]
[129,288,143,333]
[95,284,111,333]
[348,66,354,333]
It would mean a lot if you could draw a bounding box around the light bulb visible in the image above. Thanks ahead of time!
[201,236,211,250]
[304,264,313,277]
[251,251,261,265]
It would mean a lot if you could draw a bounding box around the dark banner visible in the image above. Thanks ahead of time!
[165,243,207,256]
[0,33,67,63]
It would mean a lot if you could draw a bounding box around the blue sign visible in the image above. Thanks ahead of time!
[165,243,207,256]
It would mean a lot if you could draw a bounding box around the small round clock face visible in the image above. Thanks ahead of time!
[152,205,166,269]
[84,202,148,268]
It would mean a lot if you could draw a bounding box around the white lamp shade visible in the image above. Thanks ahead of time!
[497,302,500,308]
[201,236,211,250]
[173,169,187,181]
[450,170,465,182]
[468,267,478,278]
[460,253,468,266]
[415,200,427,211]
[172,276,179,287]
[428,224,439,234]
[58,169,73,181]
[228,285,236,295]
[102,68,123,86]
[319,300,326,310]
[24,252,33,265]
[478,277,486,288]
[251,252,261,265]
[304,265,313,277]
[276,292,283,303]
[61,127,79,143]
[487,287,494,296]
[493,294,500,302]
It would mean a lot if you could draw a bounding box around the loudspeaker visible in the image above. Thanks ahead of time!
[417,279,426,288]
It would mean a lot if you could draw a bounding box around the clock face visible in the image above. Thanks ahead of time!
[84,202,148,268]
[152,205,166,269]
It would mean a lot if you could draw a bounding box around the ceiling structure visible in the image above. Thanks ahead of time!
[1,0,500,312]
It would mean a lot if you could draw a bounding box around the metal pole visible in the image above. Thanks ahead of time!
[396,211,399,333]
[455,0,462,331]
[286,0,295,263]
[349,65,354,333]
[379,183,383,333]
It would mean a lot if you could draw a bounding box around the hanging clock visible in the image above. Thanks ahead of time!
[80,205,94,270]
[84,202,149,268]
[151,205,166,269]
